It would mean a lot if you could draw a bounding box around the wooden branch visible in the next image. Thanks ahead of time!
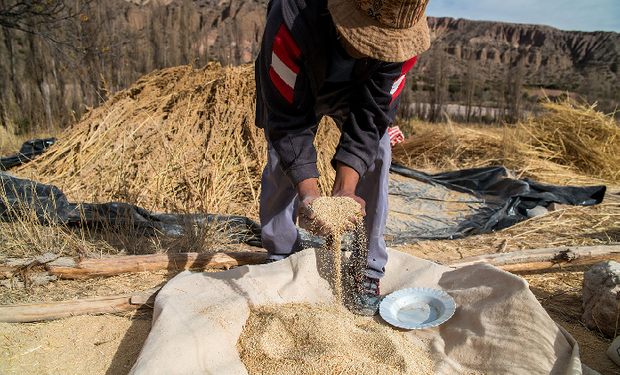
[5,244,619,283]
[443,245,620,272]
[46,251,267,279]
[0,287,161,323]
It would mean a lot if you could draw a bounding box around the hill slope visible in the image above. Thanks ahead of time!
[0,0,618,130]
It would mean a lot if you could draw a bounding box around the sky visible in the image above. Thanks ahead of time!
[425,0,620,33]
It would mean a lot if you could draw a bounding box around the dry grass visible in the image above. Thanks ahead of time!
[522,99,620,182]
[13,63,341,220]
[0,126,21,157]
[392,120,508,173]
[393,99,619,187]
[0,180,113,258]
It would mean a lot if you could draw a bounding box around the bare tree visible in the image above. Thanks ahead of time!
[428,43,448,123]
[504,51,525,123]
[0,0,136,130]
[0,0,91,52]
[463,58,478,122]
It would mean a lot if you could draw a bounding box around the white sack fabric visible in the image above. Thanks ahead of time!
[130,249,586,374]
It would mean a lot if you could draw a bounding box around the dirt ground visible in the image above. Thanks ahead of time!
[0,314,151,374]
[1,192,619,374]
[2,257,618,374]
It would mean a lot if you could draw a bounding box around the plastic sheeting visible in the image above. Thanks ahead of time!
[0,171,262,246]
[384,163,606,245]
[0,163,606,247]
[0,138,56,170]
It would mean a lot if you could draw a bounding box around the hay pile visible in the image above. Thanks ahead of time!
[521,99,620,182]
[237,303,434,375]
[17,63,340,218]
[392,99,619,186]
[391,124,507,172]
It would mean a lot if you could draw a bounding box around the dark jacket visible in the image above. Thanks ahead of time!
[255,0,416,186]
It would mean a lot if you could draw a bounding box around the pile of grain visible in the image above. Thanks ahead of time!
[310,196,363,235]
[310,196,363,302]
[237,303,434,374]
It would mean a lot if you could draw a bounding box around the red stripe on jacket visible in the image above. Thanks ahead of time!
[269,66,295,103]
[270,23,301,103]
[390,56,418,106]
[273,24,301,74]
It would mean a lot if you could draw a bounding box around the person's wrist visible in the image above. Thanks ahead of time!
[332,161,359,195]
[296,178,319,200]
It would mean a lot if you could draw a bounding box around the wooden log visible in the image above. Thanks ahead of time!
[443,245,620,272]
[0,287,161,323]
[46,251,267,279]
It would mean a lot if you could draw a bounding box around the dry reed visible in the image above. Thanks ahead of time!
[392,121,510,172]
[13,63,341,220]
[520,99,620,183]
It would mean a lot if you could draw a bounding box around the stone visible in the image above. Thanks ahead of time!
[582,261,620,337]
[526,205,548,218]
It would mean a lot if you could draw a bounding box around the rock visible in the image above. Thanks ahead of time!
[582,261,620,337]
[526,205,548,218]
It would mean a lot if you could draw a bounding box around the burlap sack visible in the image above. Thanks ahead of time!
[130,248,588,374]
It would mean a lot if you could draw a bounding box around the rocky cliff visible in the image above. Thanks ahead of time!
[421,17,619,94]
[0,1,618,132]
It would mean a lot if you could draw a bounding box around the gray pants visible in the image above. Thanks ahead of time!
[260,131,391,279]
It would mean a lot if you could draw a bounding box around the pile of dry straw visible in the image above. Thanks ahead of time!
[15,63,339,219]
[14,64,619,221]
[393,100,619,186]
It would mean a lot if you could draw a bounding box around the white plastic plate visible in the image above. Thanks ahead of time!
[380,287,456,329]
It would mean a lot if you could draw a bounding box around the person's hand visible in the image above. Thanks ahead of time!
[296,178,331,236]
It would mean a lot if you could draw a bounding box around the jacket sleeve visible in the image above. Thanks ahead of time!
[255,12,320,187]
[333,56,417,177]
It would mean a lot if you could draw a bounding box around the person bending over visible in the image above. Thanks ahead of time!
[255,0,431,315]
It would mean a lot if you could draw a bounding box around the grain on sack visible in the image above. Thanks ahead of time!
[310,196,363,303]
[237,303,434,374]
[237,197,434,374]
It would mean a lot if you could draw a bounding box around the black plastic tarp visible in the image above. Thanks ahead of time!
[0,163,606,248]
[0,171,262,246]
[384,163,605,244]
[0,138,56,170]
